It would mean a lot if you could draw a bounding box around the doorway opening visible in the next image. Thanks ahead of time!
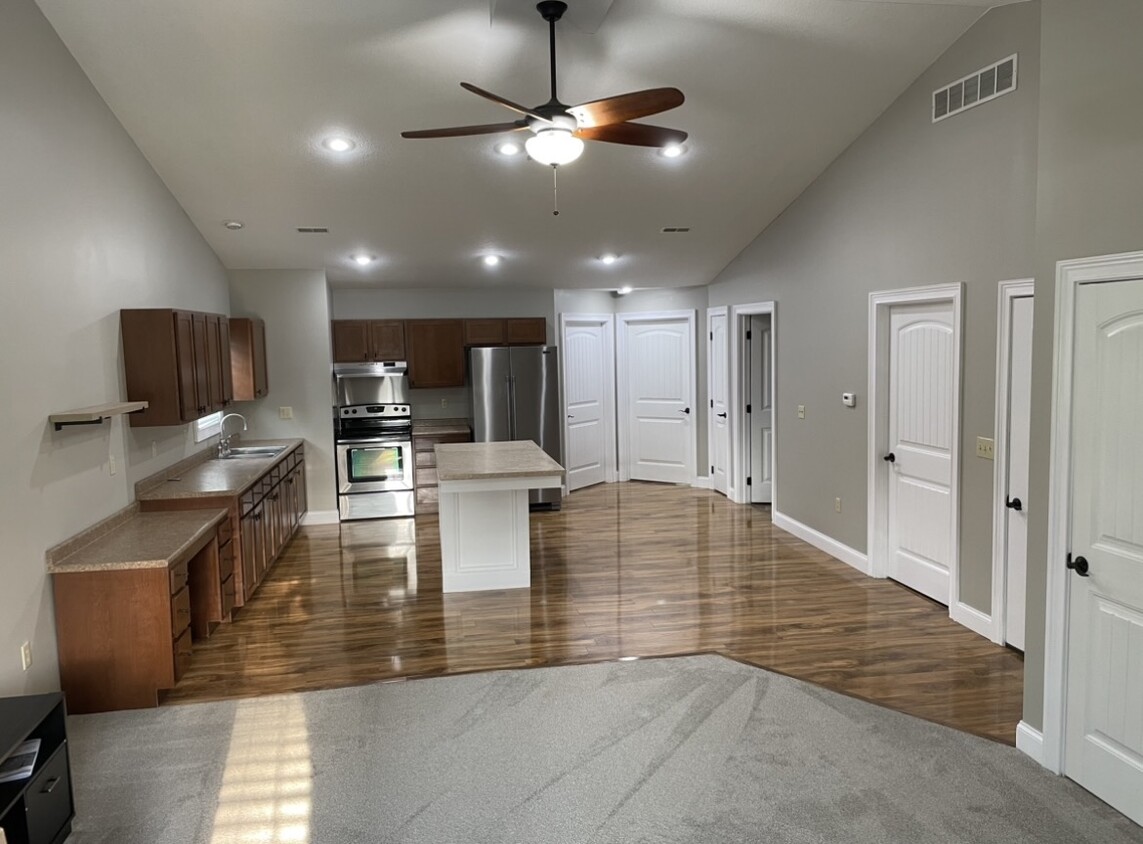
[729,302,776,508]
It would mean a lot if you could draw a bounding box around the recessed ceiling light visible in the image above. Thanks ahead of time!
[323,137,355,152]
[660,144,686,159]
[351,253,376,266]
[618,285,633,295]
[599,253,619,265]
[223,220,244,230]
[483,255,501,267]
[496,141,522,156]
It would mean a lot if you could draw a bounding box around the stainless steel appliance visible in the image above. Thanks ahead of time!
[333,362,415,520]
[469,345,562,509]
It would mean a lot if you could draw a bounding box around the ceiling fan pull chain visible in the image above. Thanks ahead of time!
[552,164,560,216]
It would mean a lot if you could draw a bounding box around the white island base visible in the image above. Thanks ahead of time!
[435,442,565,593]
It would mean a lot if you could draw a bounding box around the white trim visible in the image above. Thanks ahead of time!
[193,410,223,443]
[706,306,729,495]
[558,313,619,486]
[950,601,994,641]
[691,475,712,489]
[772,509,869,575]
[1016,721,1044,765]
[1043,249,1143,774]
[615,310,698,484]
[866,284,963,598]
[990,279,1035,645]
[302,510,339,526]
[729,302,777,506]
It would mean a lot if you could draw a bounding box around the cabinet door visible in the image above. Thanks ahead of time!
[370,320,406,360]
[252,318,269,398]
[204,314,228,413]
[240,509,258,601]
[407,320,466,388]
[506,317,547,345]
[464,319,506,346]
[218,316,234,407]
[190,312,211,417]
[332,320,371,362]
[173,311,201,422]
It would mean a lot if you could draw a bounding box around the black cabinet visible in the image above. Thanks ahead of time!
[0,694,74,844]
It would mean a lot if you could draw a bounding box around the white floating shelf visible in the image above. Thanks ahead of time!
[50,401,149,431]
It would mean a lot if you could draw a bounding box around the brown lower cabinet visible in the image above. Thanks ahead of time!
[412,424,471,514]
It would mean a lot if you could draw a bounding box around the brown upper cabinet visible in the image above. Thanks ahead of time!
[122,309,233,426]
[331,319,406,363]
[230,317,269,401]
[463,317,547,346]
[406,320,466,388]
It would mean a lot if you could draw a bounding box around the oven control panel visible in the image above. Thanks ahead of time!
[340,404,411,418]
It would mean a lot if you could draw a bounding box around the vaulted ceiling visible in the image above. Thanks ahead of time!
[37,0,1019,289]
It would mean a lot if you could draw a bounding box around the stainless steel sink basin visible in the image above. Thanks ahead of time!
[220,445,286,459]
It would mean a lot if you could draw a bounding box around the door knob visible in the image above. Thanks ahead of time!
[1066,554,1090,577]
[678,407,691,414]
[717,412,727,418]
[1005,496,1023,511]
[567,415,575,419]
[883,452,896,463]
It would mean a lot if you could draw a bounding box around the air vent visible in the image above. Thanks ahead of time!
[660,227,691,233]
[296,227,329,234]
[933,54,1017,123]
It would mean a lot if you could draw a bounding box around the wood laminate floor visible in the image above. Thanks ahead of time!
[164,482,1024,744]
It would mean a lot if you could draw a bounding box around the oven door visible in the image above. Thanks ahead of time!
[336,438,414,494]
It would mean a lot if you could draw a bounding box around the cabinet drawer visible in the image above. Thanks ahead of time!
[217,513,234,547]
[221,574,236,618]
[219,541,235,582]
[171,586,191,639]
[415,450,436,469]
[169,559,189,595]
[413,432,471,451]
[415,467,438,488]
[25,744,72,844]
[415,486,439,513]
[173,627,193,682]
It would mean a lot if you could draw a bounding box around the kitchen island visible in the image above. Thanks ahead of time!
[434,440,565,592]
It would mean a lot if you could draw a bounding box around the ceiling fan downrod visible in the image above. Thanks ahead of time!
[537,0,568,106]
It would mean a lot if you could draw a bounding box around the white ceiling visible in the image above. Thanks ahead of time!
[36,0,1014,290]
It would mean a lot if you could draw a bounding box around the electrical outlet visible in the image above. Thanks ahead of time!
[279,406,294,420]
[797,405,806,419]
[151,441,158,459]
[20,641,32,671]
[109,453,117,476]
[835,497,842,513]
[440,398,448,409]
[976,437,995,460]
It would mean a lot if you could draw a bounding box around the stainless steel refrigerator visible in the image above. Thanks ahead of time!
[469,345,563,509]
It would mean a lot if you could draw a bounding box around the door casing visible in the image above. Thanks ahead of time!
[729,302,777,506]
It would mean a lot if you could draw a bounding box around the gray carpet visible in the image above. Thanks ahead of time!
[65,655,1142,844]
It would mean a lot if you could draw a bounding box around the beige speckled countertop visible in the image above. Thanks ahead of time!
[413,418,471,437]
[137,438,303,501]
[48,509,227,573]
[435,441,564,482]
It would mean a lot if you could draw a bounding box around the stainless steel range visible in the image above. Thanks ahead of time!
[334,362,414,520]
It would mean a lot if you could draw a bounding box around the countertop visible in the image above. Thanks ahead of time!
[137,438,303,501]
[435,441,564,482]
[412,418,471,437]
[48,509,228,573]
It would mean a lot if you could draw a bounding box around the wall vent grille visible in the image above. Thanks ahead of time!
[660,227,691,233]
[296,226,330,233]
[933,54,1017,123]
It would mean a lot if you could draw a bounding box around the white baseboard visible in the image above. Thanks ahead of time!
[1016,721,1044,765]
[302,510,340,526]
[772,509,869,574]
[691,475,712,489]
[950,601,995,641]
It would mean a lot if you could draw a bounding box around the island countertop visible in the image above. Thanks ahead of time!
[434,441,565,482]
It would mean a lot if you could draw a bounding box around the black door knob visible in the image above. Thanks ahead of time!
[717,412,728,418]
[1066,554,1090,577]
[883,452,896,463]
[678,407,691,415]
[1005,496,1023,511]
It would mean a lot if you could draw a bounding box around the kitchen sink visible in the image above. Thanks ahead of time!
[220,445,286,459]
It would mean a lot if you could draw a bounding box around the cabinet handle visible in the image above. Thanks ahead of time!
[41,777,60,794]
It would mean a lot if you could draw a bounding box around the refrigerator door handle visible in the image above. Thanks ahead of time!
[508,375,517,440]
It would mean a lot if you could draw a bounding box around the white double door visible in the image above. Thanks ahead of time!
[560,315,615,492]
[1063,276,1143,825]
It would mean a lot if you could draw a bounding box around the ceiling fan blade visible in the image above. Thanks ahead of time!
[568,88,684,129]
[460,82,553,124]
[575,122,688,148]
[401,121,527,139]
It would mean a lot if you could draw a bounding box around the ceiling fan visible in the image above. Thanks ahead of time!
[400,0,687,167]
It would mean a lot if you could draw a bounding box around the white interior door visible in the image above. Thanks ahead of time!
[707,308,729,495]
[560,315,614,492]
[749,315,773,504]
[1003,294,1033,650]
[886,301,956,604]
[620,313,695,484]
[1064,276,1143,825]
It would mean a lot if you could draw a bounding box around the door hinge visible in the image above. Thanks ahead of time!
[710,465,714,474]
[746,404,751,414]
[710,331,713,341]
[710,399,714,408]
[746,330,752,340]
[746,476,752,486]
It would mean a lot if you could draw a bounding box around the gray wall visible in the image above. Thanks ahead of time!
[229,270,337,516]
[1022,0,1143,730]
[0,0,230,694]
[708,1,1040,617]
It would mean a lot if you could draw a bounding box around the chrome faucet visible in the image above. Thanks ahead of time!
[218,413,248,458]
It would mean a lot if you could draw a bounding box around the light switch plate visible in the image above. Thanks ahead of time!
[797,405,806,419]
[20,641,32,671]
[279,407,294,420]
[976,437,995,459]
